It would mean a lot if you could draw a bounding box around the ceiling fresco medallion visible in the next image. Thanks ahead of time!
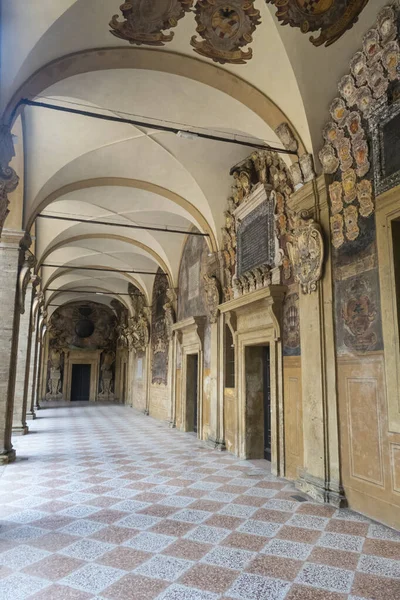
[191,0,261,64]
[265,0,370,47]
[109,0,193,46]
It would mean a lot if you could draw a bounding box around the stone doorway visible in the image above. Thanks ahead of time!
[245,345,271,461]
[186,353,199,434]
[71,364,91,401]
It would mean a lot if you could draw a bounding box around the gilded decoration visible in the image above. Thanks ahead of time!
[265,0,369,47]
[319,4,400,248]
[286,211,324,294]
[0,125,19,237]
[109,0,192,46]
[191,0,261,65]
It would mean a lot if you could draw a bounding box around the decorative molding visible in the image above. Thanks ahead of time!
[109,1,192,46]
[0,125,19,238]
[191,0,261,64]
[266,0,369,48]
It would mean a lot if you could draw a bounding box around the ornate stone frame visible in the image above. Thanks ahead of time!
[370,100,400,197]
[219,286,286,476]
[63,349,102,402]
[172,317,205,439]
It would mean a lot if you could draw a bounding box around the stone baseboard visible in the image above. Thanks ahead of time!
[207,436,226,452]
[296,471,347,508]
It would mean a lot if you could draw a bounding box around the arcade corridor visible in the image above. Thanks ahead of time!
[0,404,399,600]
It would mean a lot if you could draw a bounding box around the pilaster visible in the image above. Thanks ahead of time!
[289,176,345,506]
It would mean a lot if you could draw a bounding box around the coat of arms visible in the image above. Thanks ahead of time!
[266,0,370,47]
[191,0,261,64]
[109,0,192,46]
[286,211,324,294]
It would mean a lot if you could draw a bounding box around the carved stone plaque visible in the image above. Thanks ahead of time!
[237,201,274,277]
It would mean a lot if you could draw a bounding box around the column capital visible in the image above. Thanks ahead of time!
[0,125,19,238]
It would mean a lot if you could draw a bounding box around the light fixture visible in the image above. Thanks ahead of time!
[176,131,199,140]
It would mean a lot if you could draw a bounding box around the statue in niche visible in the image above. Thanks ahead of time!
[46,349,63,399]
[99,351,115,400]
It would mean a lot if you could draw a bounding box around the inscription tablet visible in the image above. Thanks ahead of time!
[237,201,274,277]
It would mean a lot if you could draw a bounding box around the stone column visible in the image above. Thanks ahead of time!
[0,230,25,463]
[207,318,225,450]
[35,315,47,410]
[26,312,39,420]
[12,281,35,434]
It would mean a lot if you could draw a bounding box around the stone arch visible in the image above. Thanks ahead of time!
[5,47,306,157]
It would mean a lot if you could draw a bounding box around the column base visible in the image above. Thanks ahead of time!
[12,425,29,436]
[0,448,16,464]
[168,421,176,429]
[296,471,347,508]
[143,409,149,416]
[26,411,36,420]
[207,436,226,451]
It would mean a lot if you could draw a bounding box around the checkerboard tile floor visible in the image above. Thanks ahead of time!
[0,402,399,599]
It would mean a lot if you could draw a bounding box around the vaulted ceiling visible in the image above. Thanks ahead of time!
[0,0,389,313]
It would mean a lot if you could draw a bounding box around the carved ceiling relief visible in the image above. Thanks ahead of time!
[266,0,370,48]
[319,4,400,249]
[222,128,322,300]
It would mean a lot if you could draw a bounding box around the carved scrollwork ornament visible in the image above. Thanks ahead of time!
[18,249,36,315]
[191,0,261,64]
[266,0,369,48]
[109,0,193,46]
[203,274,221,324]
[0,125,19,236]
[286,212,324,294]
